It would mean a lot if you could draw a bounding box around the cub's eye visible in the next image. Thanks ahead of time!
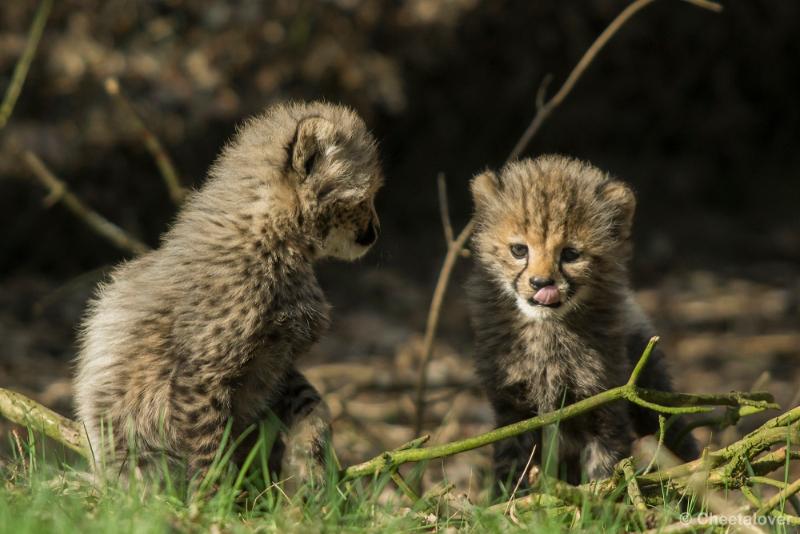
[561,247,581,262]
[509,244,528,259]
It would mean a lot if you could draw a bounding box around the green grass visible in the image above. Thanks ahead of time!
[0,427,796,534]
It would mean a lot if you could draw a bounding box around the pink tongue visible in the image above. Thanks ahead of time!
[533,286,561,305]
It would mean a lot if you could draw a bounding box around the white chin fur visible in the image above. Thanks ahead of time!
[515,295,553,321]
[319,227,370,261]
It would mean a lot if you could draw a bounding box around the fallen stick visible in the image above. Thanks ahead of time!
[0,387,88,457]
[344,338,774,480]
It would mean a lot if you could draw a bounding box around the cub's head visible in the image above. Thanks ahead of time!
[285,103,382,260]
[470,155,635,321]
[215,101,382,261]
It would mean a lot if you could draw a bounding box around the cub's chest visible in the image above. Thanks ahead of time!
[501,354,571,412]
[500,330,607,410]
[267,301,330,350]
[262,277,331,351]
[236,292,330,413]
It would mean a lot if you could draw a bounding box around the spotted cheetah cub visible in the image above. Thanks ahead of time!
[75,101,382,486]
[468,155,697,487]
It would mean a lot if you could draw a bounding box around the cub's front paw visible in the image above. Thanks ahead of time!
[280,403,331,495]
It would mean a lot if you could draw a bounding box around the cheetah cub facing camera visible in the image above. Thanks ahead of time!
[75,101,382,487]
[468,155,698,487]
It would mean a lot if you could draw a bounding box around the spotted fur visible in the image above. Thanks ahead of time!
[74,101,382,486]
[467,155,698,486]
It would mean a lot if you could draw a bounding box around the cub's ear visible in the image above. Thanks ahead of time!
[291,116,334,181]
[601,181,636,236]
[470,170,501,210]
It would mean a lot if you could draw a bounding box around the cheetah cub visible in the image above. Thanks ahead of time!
[468,155,697,487]
[75,101,382,487]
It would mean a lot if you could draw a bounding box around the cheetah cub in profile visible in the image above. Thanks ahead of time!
[75,101,382,487]
[468,155,697,487]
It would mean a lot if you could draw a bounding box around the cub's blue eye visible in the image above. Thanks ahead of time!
[561,247,581,262]
[510,244,528,259]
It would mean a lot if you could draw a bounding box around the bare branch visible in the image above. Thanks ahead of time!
[0,0,53,130]
[436,172,454,244]
[535,74,553,111]
[412,218,475,436]
[22,151,150,256]
[681,0,723,12]
[104,77,187,205]
[509,0,653,161]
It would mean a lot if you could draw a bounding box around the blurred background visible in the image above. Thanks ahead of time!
[1,0,798,490]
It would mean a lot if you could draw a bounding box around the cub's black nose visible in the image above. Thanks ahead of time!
[530,277,555,290]
[355,222,378,246]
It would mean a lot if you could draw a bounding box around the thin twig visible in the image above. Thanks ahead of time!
[510,0,652,160]
[412,219,474,436]
[535,74,553,111]
[0,0,53,130]
[436,172,454,244]
[510,0,721,161]
[104,77,187,205]
[749,477,800,515]
[22,151,150,256]
[504,444,537,515]
[11,429,28,473]
[642,414,667,474]
[391,471,420,502]
[411,0,721,435]
[628,336,660,386]
[681,0,723,12]
[621,457,648,512]
[757,477,800,516]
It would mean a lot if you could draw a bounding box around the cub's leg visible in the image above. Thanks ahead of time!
[581,404,632,481]
[272,368,331,491]
[491,398,541,492]
[169,365,234,485]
